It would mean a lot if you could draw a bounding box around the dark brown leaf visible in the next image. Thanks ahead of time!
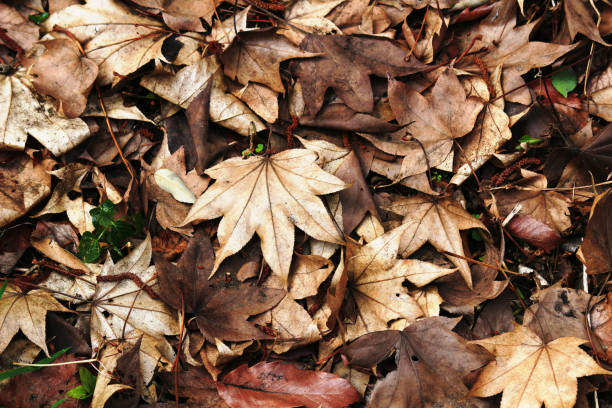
[506,214,563,252]
[581,188,612,274]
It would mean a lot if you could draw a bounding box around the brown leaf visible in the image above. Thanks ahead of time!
[468,324,611,408]
[155,230,286,342]
[106,338,142,408]
[221,30,319,93]
[366,69,484,179]
[160,366,229,407]
[182,149,347,288]
[581,188,612,274]
[590,292,612,363]
[298,102,400,133]
[0,3,39,52]
[23,39,98,118]
[505,214,563,252]
[342,317,493,408]
[0,154,53,228]
[292,34,425,116]
[217,361,361,408]
[564,0,609,45]
[385,194,487,287]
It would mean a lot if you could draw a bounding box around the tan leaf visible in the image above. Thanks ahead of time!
[228,82,279,124]
[0,3,39,51]
[182,149,347,287]
[24,38,98,118]
[0,70,90,156]
[209,6,251,50]
[0,284,72,356]
[469,324,612,408]
[35,163,91,217]
[0,154,53,228]
[42,0,201,85]
[384,194,487,288]
[486,169,571,233]
[278,0,343,44]
[221,30,319,93]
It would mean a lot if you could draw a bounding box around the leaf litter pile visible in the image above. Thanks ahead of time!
[3,0,612,407]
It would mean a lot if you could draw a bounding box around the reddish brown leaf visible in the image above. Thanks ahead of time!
[506,214,563,252]
[217,361,361,408]
[590,292,612,363]
[581,189,612,274]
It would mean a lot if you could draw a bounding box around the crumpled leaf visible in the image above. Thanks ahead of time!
[468,324,612,408]
[221,29,319,93]
[292,34,425,116]
[342,317,493,408]
[42,0,201,85]
[155,229,285,342]
[182,149,347,288]
[0,153,53,228]
[384,193,487,288]
[217,361,361,408]
[278,0,343,44]
[0,3,39,52]
[0,70,90,156]
[0,284,72,356]
[564,0,609,45]
[23,38,98,118]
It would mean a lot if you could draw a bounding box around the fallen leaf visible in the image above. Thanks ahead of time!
[155,229,285,342]
[342,316,492,408]
[564,0,609,45]
[23,38,98,118]
[505,214,563,252]
[590,292,612,363]
[160,366,229,406]
[217,361,361,408]
[0,284,72,356]
[384,193,487,287]
[468,324,611,408]
[182,149,347,287]
[581,188,612,274]
[0,69,90,156]
[292,34,425,116]
[278,0,343,44]
[221,29,319,93]
[0,3,39,52]
[154,168,197,204]
[0,153,53,228]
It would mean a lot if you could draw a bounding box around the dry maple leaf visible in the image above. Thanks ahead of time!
[182,149,347,287]
[0,284,72,356]
[217,361,361,408]
[292,34,425,116]
[155,229,285,342]
[363,69,484,180]
[90,236,179,354]
[42,0,201,85]
[384,193,487,288]
[277,0,343,45]
[486,169,571,233]
[468,324,612,408]
[221,29,319,93]
[328,224,454,344]
[0,70,90,156]
[23,38,98,118]
[342,317,493,408]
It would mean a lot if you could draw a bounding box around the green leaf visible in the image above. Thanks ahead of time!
[28,12,49,24]
[0,348,70,382]
[552,67,577,98]
[50,398,68,408]
[0,279,8,300]
[79,367,97,393]
[518,134,541,144]
[66,385,91,399]
[91,200,116,229]
[255,143,264,153]
[241,149,252,158]
[77,231,101,263]
[108,220,133,249]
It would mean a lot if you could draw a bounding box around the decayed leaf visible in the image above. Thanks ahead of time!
[24,38,98,118]
[0,70,90,156]
[182,149,347,287]
[278,0,343,44]
[140,56,266,136]
[35,163,90,216]
[0,3,39,52]
[217,361,361,408]
[365,69,484,179]
[0,153,53,228]
[486,169,571,233]
[292,34,425,116]
[384,194,487,287]
[221,30,319,93]
[90,236,179,353]
[342,317,492,408]
[155,230,285,342]
[209,6,251,50]
[581,188,612,274]
[0,284,72,356]
[43,0,200,85]
[564,0,609,45]
[468,324,611,408]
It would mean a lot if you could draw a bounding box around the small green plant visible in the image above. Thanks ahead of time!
[515,134,542,150]
[28,12,49,24]
[242,143,265,158]
[77,200,140,263]
[552,67,577,98]
[430,169,448,183]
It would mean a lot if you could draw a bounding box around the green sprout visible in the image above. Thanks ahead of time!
[28,12,49,25]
